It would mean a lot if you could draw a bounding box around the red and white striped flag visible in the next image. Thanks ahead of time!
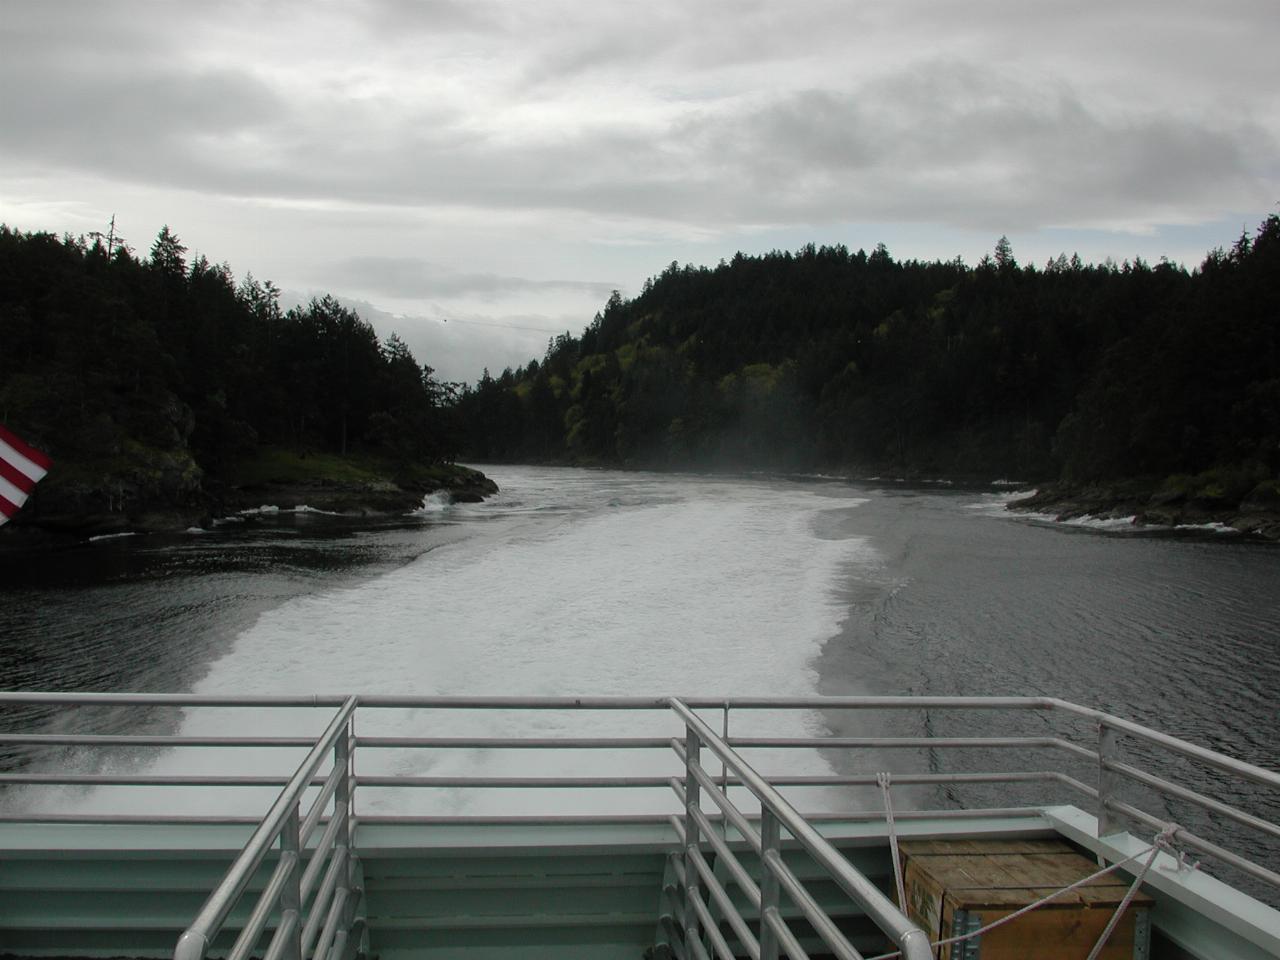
[0,423,53,526]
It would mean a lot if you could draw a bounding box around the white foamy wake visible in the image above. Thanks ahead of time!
[409,491,453,515]
[33,473,873,818]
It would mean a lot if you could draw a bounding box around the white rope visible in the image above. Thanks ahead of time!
[877,772,907,912]
[863,825,1178,960]
[1084,829,1171,960]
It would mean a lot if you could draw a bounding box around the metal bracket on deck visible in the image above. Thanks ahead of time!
[952,910,983,960]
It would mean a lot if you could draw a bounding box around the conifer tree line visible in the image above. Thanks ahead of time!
[3,216,1277,506]
[454,216,1280,493]
[0,224,459,484]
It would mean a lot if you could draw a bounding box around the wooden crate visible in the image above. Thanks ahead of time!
[899,839,1152,960]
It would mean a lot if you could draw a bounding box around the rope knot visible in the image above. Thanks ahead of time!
[876,771,892,790]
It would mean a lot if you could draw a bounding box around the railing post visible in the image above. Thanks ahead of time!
[758,808,781,960]
[1097,721,1120,837]
[683,724,703,956]
[720,704,730,841]
[335,721,355,941]
[280,804,303,960]
[721,701,732,824]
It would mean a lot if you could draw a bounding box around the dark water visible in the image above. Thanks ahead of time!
[816,483,1280,898]
[821,485,1278,755]
[0,514,472,747]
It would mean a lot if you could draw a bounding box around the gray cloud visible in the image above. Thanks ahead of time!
[677,62,1274,231]
[5,52,1268,239]
[3,1,1274,240]
[2,67,284,164]
[324,257,618,301]
[359,0,509,37]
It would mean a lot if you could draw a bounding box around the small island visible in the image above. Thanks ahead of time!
[0,225,496,540]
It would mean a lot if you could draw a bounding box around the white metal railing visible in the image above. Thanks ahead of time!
[666,698,933,960]
[168,696,357,960]
[1,693,1278,959]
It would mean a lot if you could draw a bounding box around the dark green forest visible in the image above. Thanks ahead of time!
[3,216,1278,528]
[0,224,461,523]
[456,216,1280,502]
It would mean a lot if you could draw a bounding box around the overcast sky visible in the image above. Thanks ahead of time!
[3,1,1277,382]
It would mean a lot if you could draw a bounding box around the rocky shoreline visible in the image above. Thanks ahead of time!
[0,461,498,545]
[212,464,498,517]
[1009,481,1280,541]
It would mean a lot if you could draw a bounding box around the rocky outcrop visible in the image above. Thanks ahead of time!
[1010,479,1280,541]
[214,465,498,516]
[3,456,498,541]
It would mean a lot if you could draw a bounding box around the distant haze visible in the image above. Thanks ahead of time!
[3,1,1277,383]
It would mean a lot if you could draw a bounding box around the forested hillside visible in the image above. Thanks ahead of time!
[0,225,476,531]
[456,217,1280,500]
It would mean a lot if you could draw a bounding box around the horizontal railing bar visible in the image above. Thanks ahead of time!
[733,736,1098,761]
[0,732,1096,757]
[346,770,1094,791]
[355,775,674,788]
[1106,798,1280,890]
[0,813,273,824]
[345,813,689,826]
[0,767,1093,791]
[9,692,1268,784]
[0,734,317,747]
[1047,699,1280,790]
[0,692,1056,709]
[1104,759,1280,841]
[688,845,762,960]
[358,695,1059,710]
[356,695,677,708]
[0,806,1049,827]
[803,806,1050,822]
[355,736,675,748]
[763,847,864,960]
[0,693,352,707]
[1054,771,1100,800]
[0,773,325,787]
